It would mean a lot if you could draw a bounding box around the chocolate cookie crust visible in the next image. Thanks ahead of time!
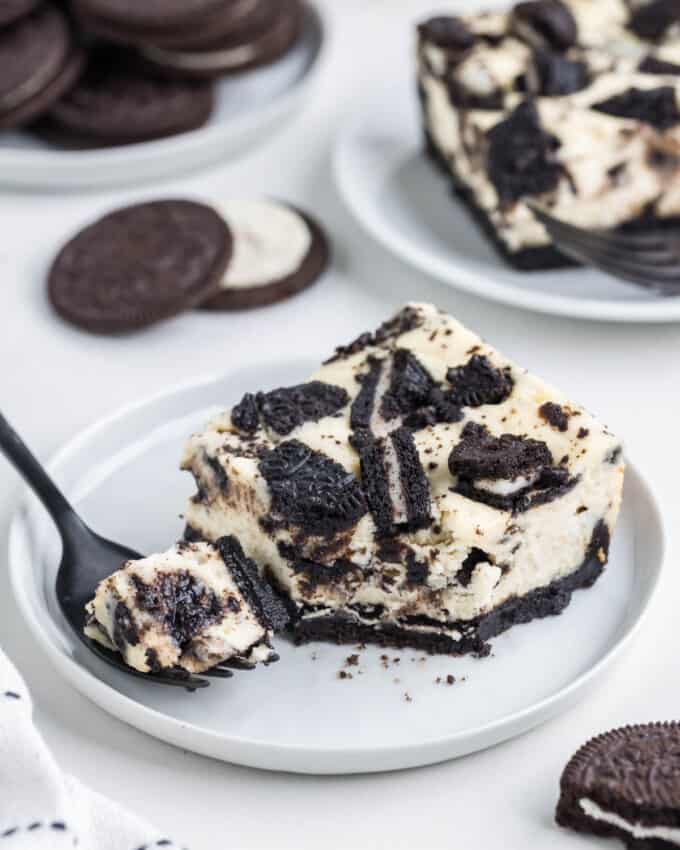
[48,200,231,333]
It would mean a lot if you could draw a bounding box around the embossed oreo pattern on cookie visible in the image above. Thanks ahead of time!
[557,723,680,849]
[46,48,215,145]
[48,200,231,333]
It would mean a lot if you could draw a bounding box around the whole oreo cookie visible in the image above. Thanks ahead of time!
[73,0,271,52]
[138,0,303,79]
[72,0,232,32]
[557,723,680,848]
[45,48,214,145]
[0,0,41,27]
[201,199,329,311]
[48,200,232,333]
[0,3,82,130]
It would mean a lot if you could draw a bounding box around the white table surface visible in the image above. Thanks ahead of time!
[1,2,678,848]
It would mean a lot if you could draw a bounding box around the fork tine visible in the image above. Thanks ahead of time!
[545,234,680,292]
[529,205,675,253]
[202,665,235,678]
[541,216,680,265]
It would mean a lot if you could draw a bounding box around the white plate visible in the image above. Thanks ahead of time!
[9,362,664,774]
[334,87,680,323]
[0,5,325,190]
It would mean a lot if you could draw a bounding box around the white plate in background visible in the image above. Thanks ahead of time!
[0,5,325,190]
[334,85,680,323]
[9,363,664,773]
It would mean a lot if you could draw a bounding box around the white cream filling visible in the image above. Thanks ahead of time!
[474,473,538,496]
[216,199,312,290]
[383,437,408,524]
[580,798,680,845]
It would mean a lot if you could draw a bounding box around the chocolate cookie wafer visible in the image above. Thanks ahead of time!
[73,0,272,51]
[0,3,83,129]
[139,0,304,79]
[557,723,680,848]
[201,199,329,310]
[0,0,40,27]
[48,200,232,333]
[44,48,214,146]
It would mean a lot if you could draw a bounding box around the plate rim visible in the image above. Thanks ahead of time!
[332,96,680,324]
[7,370,666,773]
[0,3,327,189]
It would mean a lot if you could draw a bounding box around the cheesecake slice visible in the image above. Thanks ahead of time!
[85,537,287,674]
[182,303,624,656]
[417,0,680,269]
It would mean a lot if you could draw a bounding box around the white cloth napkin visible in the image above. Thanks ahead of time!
[0,647,186,850]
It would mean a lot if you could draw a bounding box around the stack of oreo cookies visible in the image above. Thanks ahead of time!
[0,0,305,145]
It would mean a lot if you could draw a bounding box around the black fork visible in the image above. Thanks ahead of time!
[530,204,680,295]
[0,411,239,690]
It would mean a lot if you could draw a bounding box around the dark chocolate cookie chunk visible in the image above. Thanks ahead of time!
[0,3,76,128]
[325,306,424,364]
[593,86,680,131]
[639,55,680,76]
[232,381,349,436]
[0,0,40,27]
[217,535,289,631]
[360,427,431,537]
[629,0,680,41]
[201,201,330,311]
[512,0,578,50]
[417,16,475,50]
[446,355,514,407]
[450,422,552,482]
[539,401,570,431]
[46,48,215,144]
[381,349,437,420]
[139,0,303,79]
[450,423,577,511]
[133,570,223,649]
[525,48,589,96]
[259,440,367,536]
[556,723,680,848]
[48,200,231,333]
[487,100,563,204]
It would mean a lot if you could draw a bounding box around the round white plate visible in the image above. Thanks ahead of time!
[0,5,324,190]
[334,87,680,323]
[9,363,664,774]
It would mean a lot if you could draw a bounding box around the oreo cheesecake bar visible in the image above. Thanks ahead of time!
[182,303,624,656]
[417,0,680,269]
[85,538,287,674]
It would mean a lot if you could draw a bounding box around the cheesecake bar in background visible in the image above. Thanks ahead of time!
[417,0,680,269]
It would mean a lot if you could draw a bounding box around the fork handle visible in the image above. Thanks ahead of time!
[0,411,81,534]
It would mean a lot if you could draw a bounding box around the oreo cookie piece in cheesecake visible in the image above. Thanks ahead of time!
[84,538,286,674]
[417,0,680,269]
[556,723,680,848]
[182,303,624,656]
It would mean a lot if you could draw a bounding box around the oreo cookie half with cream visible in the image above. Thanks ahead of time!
[557,723,680,848]
[201,199,329,311]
